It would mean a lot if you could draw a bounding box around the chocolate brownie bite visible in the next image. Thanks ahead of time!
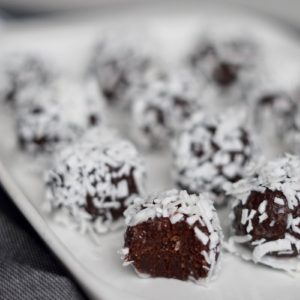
[0,53,54,106]
[89,32,154,107]
[121,189,223,283]
[130,68,202,149]
[45,138,146,233]
[228,155,300,267]
[172,110,256,206]
[188,32,261,104]
[16,79,104,154]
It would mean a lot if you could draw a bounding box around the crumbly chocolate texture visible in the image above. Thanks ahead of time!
[172,110,255,206]
[229,155,300,260]
[130,68,202,149]
[188,33,260,103]
[16,79,104,154]
[0,53,54,106]
[122,190,222,283]
[89,33,154,107]
[45,139,146,233]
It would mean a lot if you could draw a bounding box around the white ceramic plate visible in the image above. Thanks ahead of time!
[1,3,300,300]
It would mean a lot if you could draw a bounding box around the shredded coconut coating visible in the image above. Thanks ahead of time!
[89,32,155,107]
[130,68,203,149]
[228,154,300,265]
[16,78,105,154]
[188,31,262,105]
[0,52,55,106]
[284,108,300,154]
[172,110,256,206]
[45,138,146,234]
[247,76,297,138]
[122,189,223,282]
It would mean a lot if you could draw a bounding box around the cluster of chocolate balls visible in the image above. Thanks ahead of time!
[2,26,300,285]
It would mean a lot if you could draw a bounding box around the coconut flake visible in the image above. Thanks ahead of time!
[172,109,256,206]
[122,189,223,283]
[227,154,300,272]
[45,138,146,234]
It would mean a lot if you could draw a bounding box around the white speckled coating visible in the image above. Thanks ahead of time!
[45,138,146,234]
[227,154,300,271]
[172,109,256,206]
[130,67,203,149]
[0,52,55,106]
[16,78,105,154]
[122,189,223,283]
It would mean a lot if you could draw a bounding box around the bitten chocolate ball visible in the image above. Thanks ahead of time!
[130,68,202,149]
[228,155,300,263]
[89,33,154,107]
[172,110,256,206]
[0,53,54,106]
[121,189,222,283]
[188,32,260,103]
[45,139,146,233]
[16,79,104,154]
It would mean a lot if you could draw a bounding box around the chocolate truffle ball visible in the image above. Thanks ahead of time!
[121,189,222,283]
[45,139,146,233]
[188,33,261,103]
[229,155,300,262]
[16,79,104,154]
[0,53,54,106]
[130,68,202,149]
[283,108,300,154]
[249,80,297,138]
[172,110,256,206]
[89,33,154,107]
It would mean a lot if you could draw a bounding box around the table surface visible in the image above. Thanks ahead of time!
[0,185,87,299]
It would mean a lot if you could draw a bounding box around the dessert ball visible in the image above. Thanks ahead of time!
[249,79,297,138]
[283,108,300,155]
[188,32,261,103]
[121,189,222,283]
[172,110,256,206]
[0,53,54,106]
[45,139,146,233]
[130,68,202,149]
[16,79,104,154]
[89,32,154,107]
[229,155,300,262]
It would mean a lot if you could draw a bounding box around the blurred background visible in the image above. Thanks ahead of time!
[0,0,299,26]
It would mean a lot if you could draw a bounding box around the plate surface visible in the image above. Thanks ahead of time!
[1,3,300,300]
